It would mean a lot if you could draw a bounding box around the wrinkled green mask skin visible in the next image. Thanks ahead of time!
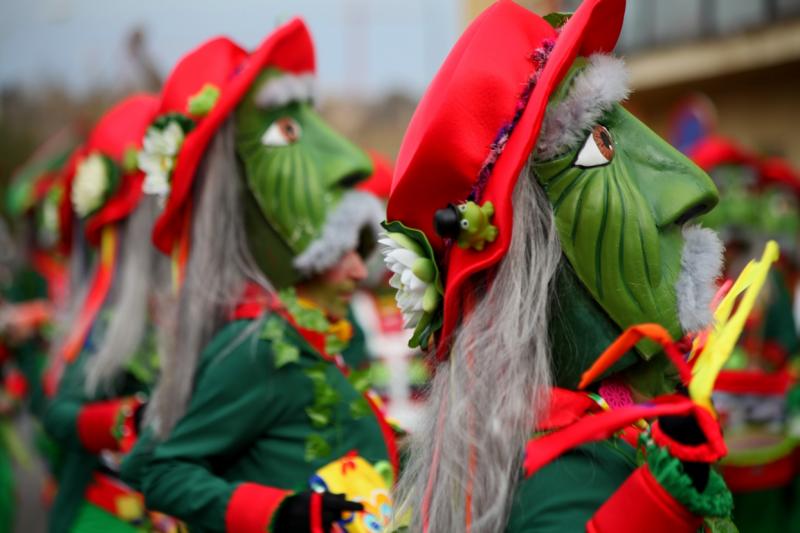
[535,63,718,389]
[235,68,372,287]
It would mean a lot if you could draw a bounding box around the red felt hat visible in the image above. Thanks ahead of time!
[687,135,758,173]
[758,156,800,199]
[385,0,625,350]
[150,18,315,255]
[82,94,160,245]
[357,150,394,199]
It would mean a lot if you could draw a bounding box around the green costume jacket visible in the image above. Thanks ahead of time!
[42,327,155,533]
[126,315,395,533]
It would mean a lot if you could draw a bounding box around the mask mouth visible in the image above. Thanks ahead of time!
[675,224,725,334]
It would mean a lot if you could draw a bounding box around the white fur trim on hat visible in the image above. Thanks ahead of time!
[255,72,316,109]
[535,54,630,161]
[292,189,384,275]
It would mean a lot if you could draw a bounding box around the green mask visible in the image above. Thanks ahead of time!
[235,68,374,287]
[534,62,719,387]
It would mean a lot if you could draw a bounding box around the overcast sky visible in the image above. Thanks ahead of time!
[0,0,461,98]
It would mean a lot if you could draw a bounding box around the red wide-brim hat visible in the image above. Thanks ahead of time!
[151,18,315,255]
[386,0,625,351]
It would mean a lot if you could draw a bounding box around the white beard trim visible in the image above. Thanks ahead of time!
[675,225,725,333]
[293,189,384,276]
[535,54,630,161]
[255,72,317,109]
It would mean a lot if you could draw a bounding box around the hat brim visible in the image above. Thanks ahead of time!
[440,0,626,348]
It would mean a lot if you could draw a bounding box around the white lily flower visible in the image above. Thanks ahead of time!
[380,233,435,329]
[142,121,184,157]
[139,120,186,200]
[71,153,109,218]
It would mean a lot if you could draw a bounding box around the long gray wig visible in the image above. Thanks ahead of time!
[83,196,170,396]
[146,118,270,437]
[392,161,562,532]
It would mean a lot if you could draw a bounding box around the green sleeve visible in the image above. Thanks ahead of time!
[340,306,369,370]
[119,425,155,492]
[42,349,88,449]
[13,339,48,418]
[141,321,282,532]
[506,440,636,533]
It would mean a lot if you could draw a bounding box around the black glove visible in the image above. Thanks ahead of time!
[658,413,710,492]
[273,490,363,533]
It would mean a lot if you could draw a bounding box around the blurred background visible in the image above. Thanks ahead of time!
[2,1,799,531]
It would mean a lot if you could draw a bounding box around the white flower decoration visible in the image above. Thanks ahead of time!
[139,120,185,199]
[71,153,109,218]
[379,232,440,329]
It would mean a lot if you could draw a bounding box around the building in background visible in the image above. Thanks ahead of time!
[465,0,800,167]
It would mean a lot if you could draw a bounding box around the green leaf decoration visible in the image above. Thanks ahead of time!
[543,12,572,29]
[349,398,371,419]
[305,433,332,462]
[374,460,395,487]
[703,517,739,533]
[347,368,371,394]
[187,83,221,117]
[153,112,196,135]
[305,405,332,428]
[122,146,139,173]
[304,363,341,429]
[274,341,300,369]
[261,316,300,368]
[382,220,444,349]
[260,316,285,341]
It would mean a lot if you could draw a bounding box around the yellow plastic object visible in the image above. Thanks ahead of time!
[689,240,780,412]
[311,455,393,532]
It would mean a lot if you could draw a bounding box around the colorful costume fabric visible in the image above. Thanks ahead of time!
[383,1,738,531]
[42,94,164,533]
[121,18,395,533]
[687,132,800,532]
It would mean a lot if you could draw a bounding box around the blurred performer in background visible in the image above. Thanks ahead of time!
[681,129,800,532]
[42,94,174,533]
[383,0,737,531]
[0,146,74,526]
[122,19,398,533]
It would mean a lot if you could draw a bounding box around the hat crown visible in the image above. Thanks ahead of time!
[389,0,556,254]
[160,37,247,117]
[87,94,159,163]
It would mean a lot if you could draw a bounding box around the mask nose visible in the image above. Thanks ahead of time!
[619,109,719,228]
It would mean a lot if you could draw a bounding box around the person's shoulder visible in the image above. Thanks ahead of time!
[507,439,637,532]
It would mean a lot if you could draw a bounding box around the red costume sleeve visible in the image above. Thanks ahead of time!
[224,482,292,533]
[587,465,703,533]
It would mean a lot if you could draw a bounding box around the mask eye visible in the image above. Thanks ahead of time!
[261,117,302,147]
[460,219,469,229]
[574,125,614,168]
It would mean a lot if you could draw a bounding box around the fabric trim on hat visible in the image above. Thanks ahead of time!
[535,54,629,161]
[292,189,384,276]
[255,72,316,108]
